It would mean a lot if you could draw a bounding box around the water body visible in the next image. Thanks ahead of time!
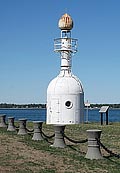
[0,108,120,122]
[0,109,46,122]
[85,109,120,122]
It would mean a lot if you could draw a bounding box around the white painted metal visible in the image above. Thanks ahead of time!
[47,14,84,124]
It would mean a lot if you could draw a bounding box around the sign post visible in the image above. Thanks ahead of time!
[99,106,109,125]
[85,100,90,123]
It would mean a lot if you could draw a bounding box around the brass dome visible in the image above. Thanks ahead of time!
[58,13,73,30]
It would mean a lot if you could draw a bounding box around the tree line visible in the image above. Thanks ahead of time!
[89,104,120,109]
[0,103,46,109]
[0,103,120,109]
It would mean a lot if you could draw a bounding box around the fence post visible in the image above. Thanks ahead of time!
[18,119,27,135]
[32,121,44,140]
[0,114,7,127]
[85,129,103,159]
[7,117,16,131]
[51,125,66,148]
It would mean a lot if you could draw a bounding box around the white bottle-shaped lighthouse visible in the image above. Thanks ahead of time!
[47,13,84,124]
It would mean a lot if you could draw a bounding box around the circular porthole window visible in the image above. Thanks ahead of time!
[65,101,73,109]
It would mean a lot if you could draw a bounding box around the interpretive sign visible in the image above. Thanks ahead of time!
[99,106,109,125]
[99,106,109,113]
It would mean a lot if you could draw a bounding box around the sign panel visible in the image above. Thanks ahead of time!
[85,101,90,107]
[99,106,109,113]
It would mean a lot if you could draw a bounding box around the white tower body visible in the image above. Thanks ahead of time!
[47,14,84,124]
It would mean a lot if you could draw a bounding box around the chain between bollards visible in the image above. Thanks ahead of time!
[40,129,55,139]
[25,127,34,133]
[63,133,88,144]
[96,138,120,159]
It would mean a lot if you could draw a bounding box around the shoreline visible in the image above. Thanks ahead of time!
[0,108,46,110]
[0,107,120,110]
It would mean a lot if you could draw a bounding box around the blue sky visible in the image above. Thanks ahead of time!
[0,0,120,104]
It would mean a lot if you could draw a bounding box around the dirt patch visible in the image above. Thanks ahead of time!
[0,123,120,173]
[0,134,77,173]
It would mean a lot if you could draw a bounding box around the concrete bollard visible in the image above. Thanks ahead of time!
[85,129,103,160]
[52,125,66,148]
[7,117,16,131]
[18,119,27,135]
[0,114,7,127]
[32,121,44,140]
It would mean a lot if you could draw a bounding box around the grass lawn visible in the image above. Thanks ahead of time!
[0,122,120,173]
